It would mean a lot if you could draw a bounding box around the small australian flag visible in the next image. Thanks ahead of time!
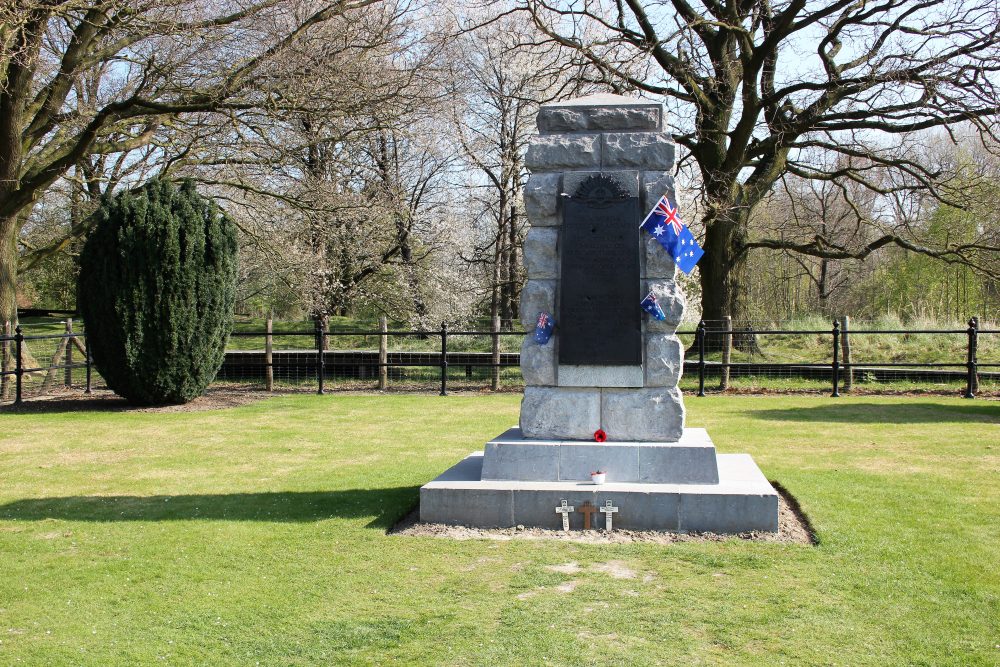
[640,195,704,274]
[534,311,554,345]
[640,292,666,321]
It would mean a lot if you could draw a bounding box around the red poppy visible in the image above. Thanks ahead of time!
[594,429,607,442]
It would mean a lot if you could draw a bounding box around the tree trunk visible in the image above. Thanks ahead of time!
[0,218,18,326]
[697,208,757,352]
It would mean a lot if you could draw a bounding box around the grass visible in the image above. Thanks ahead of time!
[1,394,998,665]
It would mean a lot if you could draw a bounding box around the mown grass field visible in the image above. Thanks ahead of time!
[1,394,998,665]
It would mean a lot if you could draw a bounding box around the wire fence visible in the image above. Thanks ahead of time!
[2,315,997,406]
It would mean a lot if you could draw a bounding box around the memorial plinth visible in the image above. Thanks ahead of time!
[420,94,778,533]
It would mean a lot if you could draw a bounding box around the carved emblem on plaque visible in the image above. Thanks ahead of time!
[571,174,630,208]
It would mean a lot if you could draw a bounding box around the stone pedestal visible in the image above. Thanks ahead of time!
[419,94,778,534]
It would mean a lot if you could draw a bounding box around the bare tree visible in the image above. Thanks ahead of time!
[450,9,586,326]
[522,0,1000,329]
[0,0,382,325]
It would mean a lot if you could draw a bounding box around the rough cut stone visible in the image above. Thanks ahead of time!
[520,386,601,440]
[641,171,675,212]
[525,134,601,171]
[644,334,684,387]
[562,170,639,198]
[523,228,558,279]
[518,280,555,330]
[520,335,556,386]
[644,279,685,330]
[538,105,661,134]
[603,133,676,170]
[643,234,678,279]
[524,173,560,227]
[601,387,685,441]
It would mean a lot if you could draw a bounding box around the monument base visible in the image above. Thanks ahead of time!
[420,430,778,533]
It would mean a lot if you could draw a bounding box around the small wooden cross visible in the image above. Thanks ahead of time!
[579,501,598,530]
[555,499,575,531]
[600,500,619,532]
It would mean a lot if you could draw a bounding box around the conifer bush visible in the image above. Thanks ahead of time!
[78,179,238,405]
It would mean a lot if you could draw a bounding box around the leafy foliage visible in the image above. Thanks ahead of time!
[78,179,237,404]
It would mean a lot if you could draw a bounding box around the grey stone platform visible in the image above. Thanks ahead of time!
[420,450,778,533]
[481,427,719,484]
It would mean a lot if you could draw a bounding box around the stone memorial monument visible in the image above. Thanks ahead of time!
[420,94,778,533]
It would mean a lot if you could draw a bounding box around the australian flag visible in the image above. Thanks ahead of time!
[640,195,704,274]
[534,311,554,345]
[640,292,666,321]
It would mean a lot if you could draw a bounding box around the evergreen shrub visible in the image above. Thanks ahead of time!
[78,179,238,404]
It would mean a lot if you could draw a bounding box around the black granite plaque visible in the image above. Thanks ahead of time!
[559,175,641,365]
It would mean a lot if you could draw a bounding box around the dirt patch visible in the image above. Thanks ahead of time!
[1,387,272,414]
[390,486,817,545]
[546,562,584,574]
[590,560,638,579]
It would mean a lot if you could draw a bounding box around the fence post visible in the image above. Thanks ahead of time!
[378,316,388,390]
[440,322,448,396]
[1,321,10,400]
[84,332,92,393]
[14,325,23,405]
[841,315,852,392]
[718,315,731,391]
[491,315,501,391]
[265,316,274,392]
[64,318,74,388]
[697,320,706,397]
[965,317,978,399]
[831,319,841,398]
[315,318,325,395]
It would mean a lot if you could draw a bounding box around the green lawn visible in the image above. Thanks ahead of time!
[1,394,998,665]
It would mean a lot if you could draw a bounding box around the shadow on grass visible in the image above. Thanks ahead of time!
[752,401,1000,424]
[0,488,420,529]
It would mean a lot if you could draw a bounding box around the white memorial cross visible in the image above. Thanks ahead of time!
[600,500,619,532]
[555,499,575,531]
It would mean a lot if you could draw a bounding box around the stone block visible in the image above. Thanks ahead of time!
[643,279,685,330]
[510,490,571,530]
[637,436,719,484]
[520,335,556,386]
[478,427,720,485]
[562,170,639,198]
[482,440,559,481]
[558,365,643,388]
[602,133,676,170]
[537,100,662,134]
[419,455,514,527]
[523,227,558,279]
[640,171,675,212]
[679,491,779,533]
[645,334,684,387]
[525,134,601,171]
[558,443,639,482]
[520,386,601,440]
[643,235,678,280]
[601,387,685,442]
[524,173,560,227]
[518,280,555,330]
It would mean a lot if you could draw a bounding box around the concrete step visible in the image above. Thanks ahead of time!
[481,427,720,484]
[420,451,778,533]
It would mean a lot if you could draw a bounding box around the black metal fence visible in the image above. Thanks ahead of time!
[2,316,997,406]
[689,318,997,399]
